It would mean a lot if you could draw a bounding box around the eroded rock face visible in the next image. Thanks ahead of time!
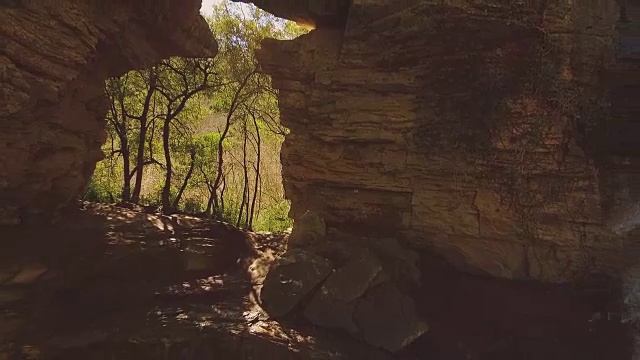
[259,210,427,352]
[0,0,217,223]
[260,249,333,317]
[253,0,626,283]
[260,241,428,352]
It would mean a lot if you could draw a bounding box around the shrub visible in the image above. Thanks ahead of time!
[183,197,204,214]
[81,177,113,203]
[254,199,293,233]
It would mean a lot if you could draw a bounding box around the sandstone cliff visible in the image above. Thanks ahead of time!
[0,0,629,282]
[252,0,626,283]
[0,0,217,224]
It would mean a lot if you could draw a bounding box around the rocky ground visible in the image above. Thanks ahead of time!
[0,202,634,359]
[0,202,392,360]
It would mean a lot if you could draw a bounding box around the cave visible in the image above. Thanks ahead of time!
[2,0,640,359]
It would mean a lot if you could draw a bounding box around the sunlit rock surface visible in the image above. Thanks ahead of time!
[0,0,217,223]
[251,0,633,283]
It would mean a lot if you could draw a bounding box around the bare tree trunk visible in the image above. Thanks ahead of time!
[161,107,173,213]
[205,188,215,215]
[212,191,219,216]
[130,68,157,203]
[107,85,131,201]
[201,167,215,215]
[237,120,249,228]
[131,118,147,203]
[172,148,196,210]
[116,110,131,202]
[212,70,257,218]
[220,172,227,219]
[249,112,261,230]
[121,142,131,202]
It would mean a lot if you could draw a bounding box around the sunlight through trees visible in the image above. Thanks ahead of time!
[85,1,308,232]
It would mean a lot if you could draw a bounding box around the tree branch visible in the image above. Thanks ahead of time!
[128,158,165,180]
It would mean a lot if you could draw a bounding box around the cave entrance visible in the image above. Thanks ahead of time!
[86,0,309,233]
[1,2,318,358]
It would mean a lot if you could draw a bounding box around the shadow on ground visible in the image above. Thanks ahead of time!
[0,202,633,359]
[0,202,386,360]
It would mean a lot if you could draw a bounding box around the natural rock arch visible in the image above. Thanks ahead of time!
[2,0,630,281]
[1,0,639,355]
[0,0,217,224]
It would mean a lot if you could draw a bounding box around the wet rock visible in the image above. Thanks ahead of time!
[260,249,333,318]
[353,281,428,353]
[304,249,382,332]
[288,210,326,249]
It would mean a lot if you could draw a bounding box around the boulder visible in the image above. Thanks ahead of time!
[366,237,421,291]
[303,249,382,332]
[353,280,428,353]
[313,236,421,288]
[260,249,333,318]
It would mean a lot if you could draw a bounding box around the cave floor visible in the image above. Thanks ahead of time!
[0,203,633,360]
[0,203,390,360]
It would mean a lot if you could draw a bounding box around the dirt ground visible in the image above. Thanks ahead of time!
[0,202,633,359]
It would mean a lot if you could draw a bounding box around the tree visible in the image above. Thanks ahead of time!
[128,67,160,203]
[104,75,133,202]
[154,57,219,213]
[89,0,308,231]
[203,0,303,223]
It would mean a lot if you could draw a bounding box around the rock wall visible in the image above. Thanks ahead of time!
[3,0,623,283]
[0,0,217,224]
[253,0,624,283]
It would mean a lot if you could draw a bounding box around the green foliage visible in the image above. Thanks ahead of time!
[254,199,293,233]
[85,0,299,232]
[81,178,113,203]
[221,199,242,225]
[183,197,204,214]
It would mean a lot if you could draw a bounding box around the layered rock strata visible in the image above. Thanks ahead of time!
[0,0,217,223]
[253,0,625,283]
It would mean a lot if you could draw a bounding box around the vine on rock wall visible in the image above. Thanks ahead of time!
[413,29,610,279]
[480,35,610,279]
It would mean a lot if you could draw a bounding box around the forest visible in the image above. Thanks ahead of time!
[84,2,307,232]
